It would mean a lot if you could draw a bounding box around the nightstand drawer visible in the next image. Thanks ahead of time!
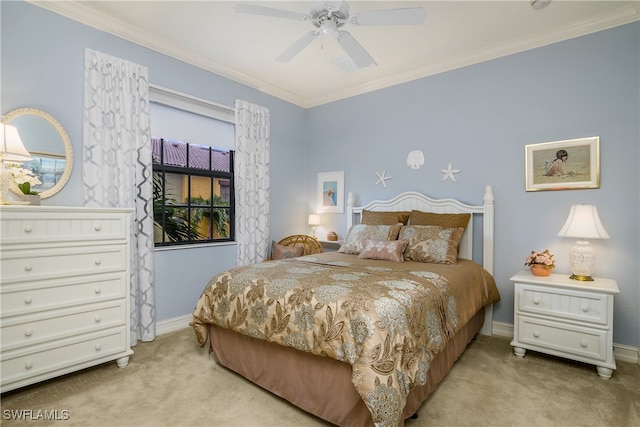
[517,317,608,362]
[517,284,608,326]
[1,274,127,317]
[1,301,127,351]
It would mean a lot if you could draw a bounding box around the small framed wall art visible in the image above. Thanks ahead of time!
[317,171,344,213]
[525,136,600,192]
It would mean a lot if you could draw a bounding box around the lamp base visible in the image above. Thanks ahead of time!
[569,274,594,281]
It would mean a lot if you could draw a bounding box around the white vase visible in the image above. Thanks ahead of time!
[24,194,41,205]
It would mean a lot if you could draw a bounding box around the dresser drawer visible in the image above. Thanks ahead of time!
[1,245,126,284]
[1,301,127,351]
[0,211,127,245]
[1,273,127,317]
[1,329,128,387]
[517,284,609,326]
[517,316,608,362]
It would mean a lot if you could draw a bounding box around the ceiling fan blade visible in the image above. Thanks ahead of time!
[336,31,376,69]
[276,32,318,63]
[234,3,310,21]
[350,7,426,26]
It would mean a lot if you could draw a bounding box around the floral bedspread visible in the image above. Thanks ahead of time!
[191,252,500,427]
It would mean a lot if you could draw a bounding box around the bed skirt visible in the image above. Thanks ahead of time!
[208,308,485,426]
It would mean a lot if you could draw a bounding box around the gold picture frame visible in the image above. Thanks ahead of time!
[525,136,600,192]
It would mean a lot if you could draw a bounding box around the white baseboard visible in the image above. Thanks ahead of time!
[155,315,640,365]
[156,314,192,335]
[490,321,639,364]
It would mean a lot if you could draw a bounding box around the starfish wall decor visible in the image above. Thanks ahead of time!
[375,170,392,187]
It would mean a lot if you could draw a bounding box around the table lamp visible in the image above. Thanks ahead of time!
[308,214,320,238]
[557,204,609,281]
[1,122,32,204]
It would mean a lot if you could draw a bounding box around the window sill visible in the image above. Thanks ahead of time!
[154,241,237,252]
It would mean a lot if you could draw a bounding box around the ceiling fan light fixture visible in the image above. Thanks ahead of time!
[320,18,338,35]
[530,0,551,10]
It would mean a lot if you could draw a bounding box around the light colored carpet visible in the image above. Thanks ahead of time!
[1,328,638,427]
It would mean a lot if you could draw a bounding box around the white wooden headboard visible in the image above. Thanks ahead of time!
[346,186,495,335]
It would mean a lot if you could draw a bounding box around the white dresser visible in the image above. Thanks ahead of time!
[510,270,619,379]
[0,206,133,393]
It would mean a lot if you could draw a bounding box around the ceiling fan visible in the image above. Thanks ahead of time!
[234,1,426,69]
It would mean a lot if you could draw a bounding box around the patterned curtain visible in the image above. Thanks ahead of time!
[234,100,270,266]
[82,49,155,345]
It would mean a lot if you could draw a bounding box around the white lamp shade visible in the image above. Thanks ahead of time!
[1,123,32,163]
[557,205,610,240]
[308,214,320,226]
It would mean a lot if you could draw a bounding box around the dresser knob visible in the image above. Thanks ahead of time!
[94,224,102,231]
[94,287,102,294]
[94,258,102,266]
[580,340,588,348]
[95,315,102,323]
[24,329,33,337]
[533,331,540,338]
[24,264,33,272]
[24,225,32,233]
[533,296,541,305]
[581,305,590,313]
[24,297,33,304]
[95,344,102,351]
[24,361,33,369]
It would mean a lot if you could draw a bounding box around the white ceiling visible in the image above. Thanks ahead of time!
[31,1,639,108]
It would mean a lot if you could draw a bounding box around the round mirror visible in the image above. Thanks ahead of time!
[3,108,73,199]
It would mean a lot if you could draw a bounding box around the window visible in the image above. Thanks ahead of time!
[153,137,234,246]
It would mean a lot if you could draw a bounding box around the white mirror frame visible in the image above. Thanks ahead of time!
[3,108,73,199]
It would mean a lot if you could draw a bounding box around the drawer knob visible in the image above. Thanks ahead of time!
[533,296,541,305]
[533,331,540,338]
[95,315,102,323]
[24,361,33,369]
[94,258,102,266]
[24,329,33,337]
[94,224,102,231]
[95,344,102,351]
[94,287,102,294]
[24,264,33,272]
[580,340,588,348]
[581,305,590,313]
[24,297,33,304]
[24,225,32,233]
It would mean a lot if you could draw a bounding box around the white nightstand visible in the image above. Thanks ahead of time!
[510,270,619,379]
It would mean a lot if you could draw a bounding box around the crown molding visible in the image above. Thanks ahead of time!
[28,1,640,109]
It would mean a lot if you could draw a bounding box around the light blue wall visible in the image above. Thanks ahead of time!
[306,22,640,347]
[2,2,638,347]
[1,1,308,321]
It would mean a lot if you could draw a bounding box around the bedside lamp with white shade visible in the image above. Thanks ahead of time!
[557,204,610,281]
[308,214,320,238]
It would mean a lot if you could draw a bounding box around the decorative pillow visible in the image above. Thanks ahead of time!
[338,223,403,255]
[361,210,411,225]
[408,211,471,230]
[400,225,465,264]
[357,239,408,262]
[271,242,304,260]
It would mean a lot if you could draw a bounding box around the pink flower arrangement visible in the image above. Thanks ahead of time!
[524,249,555,268]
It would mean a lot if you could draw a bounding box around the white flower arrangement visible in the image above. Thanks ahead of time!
[8,165,41,195]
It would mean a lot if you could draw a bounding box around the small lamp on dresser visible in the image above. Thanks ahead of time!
[308,214,320,238]
[0,122,33,204]
[557,204,609,281]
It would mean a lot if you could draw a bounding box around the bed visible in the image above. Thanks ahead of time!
[191,186,500,426]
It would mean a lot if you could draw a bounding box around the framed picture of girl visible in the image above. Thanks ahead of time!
[525,136,600,191]
[317,171,344,213]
